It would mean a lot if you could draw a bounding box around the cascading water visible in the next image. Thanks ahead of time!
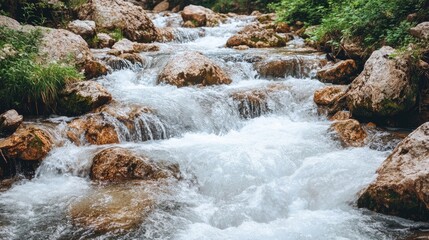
[0,13,424,240]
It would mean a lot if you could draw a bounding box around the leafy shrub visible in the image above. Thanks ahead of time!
[273,0,429,52]
[0,27,82,115]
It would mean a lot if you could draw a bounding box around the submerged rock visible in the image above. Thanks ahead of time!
[69,184,154,233]
[316,59,358,84]
[226,23,292,48]
[231,90,269,119]
[58,81,112,116]
[90,147,180,182]
[78,0,159,42]
[157,51,232,87]
[329,119,367,147]
[255,56,326,78]
[347,47,418,118]
[358,122,429,221]
[0,110,23,137]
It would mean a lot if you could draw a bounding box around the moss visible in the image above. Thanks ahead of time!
[58,93,93,116]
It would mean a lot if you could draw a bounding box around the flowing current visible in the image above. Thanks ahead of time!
[0,13,422,240]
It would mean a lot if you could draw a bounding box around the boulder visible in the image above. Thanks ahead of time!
[256,57,327,78]
[83,60,109,79]
[58,81,112,116]
[69,184,154,233]
[108,38,159,55]
[314,85,348,106]
[153,0,169,12]
[0,110,23,137]
[231,90,269,119]
[181,5,223,27]
[226,23,292,48]
[329,111,351,121]
[90,147,180,181]
[95,33,115,48]
[78,0,159,42]
[0,125,53,162]
[157,51,232,87]
[347,47,418,118]
[0,15,21,30]
[38,28,94,68]
[316,59,358,84]
[67,20,96,38]
[314,85,349,115]
[358,122,429,221]
[410,22,429,40]
[67,113,119,145]
[329,119,367,147]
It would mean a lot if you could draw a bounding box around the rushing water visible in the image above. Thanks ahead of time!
[0,13,424,240]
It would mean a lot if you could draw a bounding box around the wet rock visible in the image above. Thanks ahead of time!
[0,125,54,179]
[153,0,169,12]
[358,122,429,221]
[233,45,250,50]
[255,56,327,78]
[231,90,269,119]
[329,119,367,147]
[0,125,54,161]
[226,23,292,48]
[347,47,417,118]
[109,38,159,55]
[0,110,23,137]
[157,51,232,87]
[316,59,358,84]
[69,184,154,233]
[78,0,159,42]
[329,111,351,121]
[410,22,429,40]
[181,5,223,27]
[366,128,405,151]
[83,60,109,79]
[95,33,115,48]
[314,85,348,106]
[104,55,144,70]
[39,28,94,68]
[58,81,112,116]
[67,20,96,38]
[67,113,119,145]
[91,147,180,181]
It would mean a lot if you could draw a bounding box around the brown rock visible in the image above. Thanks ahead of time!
[226,23,291,48]
[67,20,96,38]
[78,0,159,42]
[256,57,327,78]
[38,28,94,68]
[358,122,429,221]
[0,126,53,161]
[181,5,222,27]
[347,46,417,118]
[58,81,112,116]
[95,33,115,48]
[153,0,169,12]
[410,22,429,40]
[90,147,180,181]
[67,113,119,145]
[329,111,351,121]
[69,184,154,233]
[157,51,232,87]
[0,110,23,136]
[316,59,358,84]
[314,85,348,106]
[329,119,367,147]
[231,90,269,119]
[109,38,159,55]
[84,60,109,79]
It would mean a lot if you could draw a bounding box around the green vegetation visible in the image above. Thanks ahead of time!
[0,27,82,115]
[271,0,429,53]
